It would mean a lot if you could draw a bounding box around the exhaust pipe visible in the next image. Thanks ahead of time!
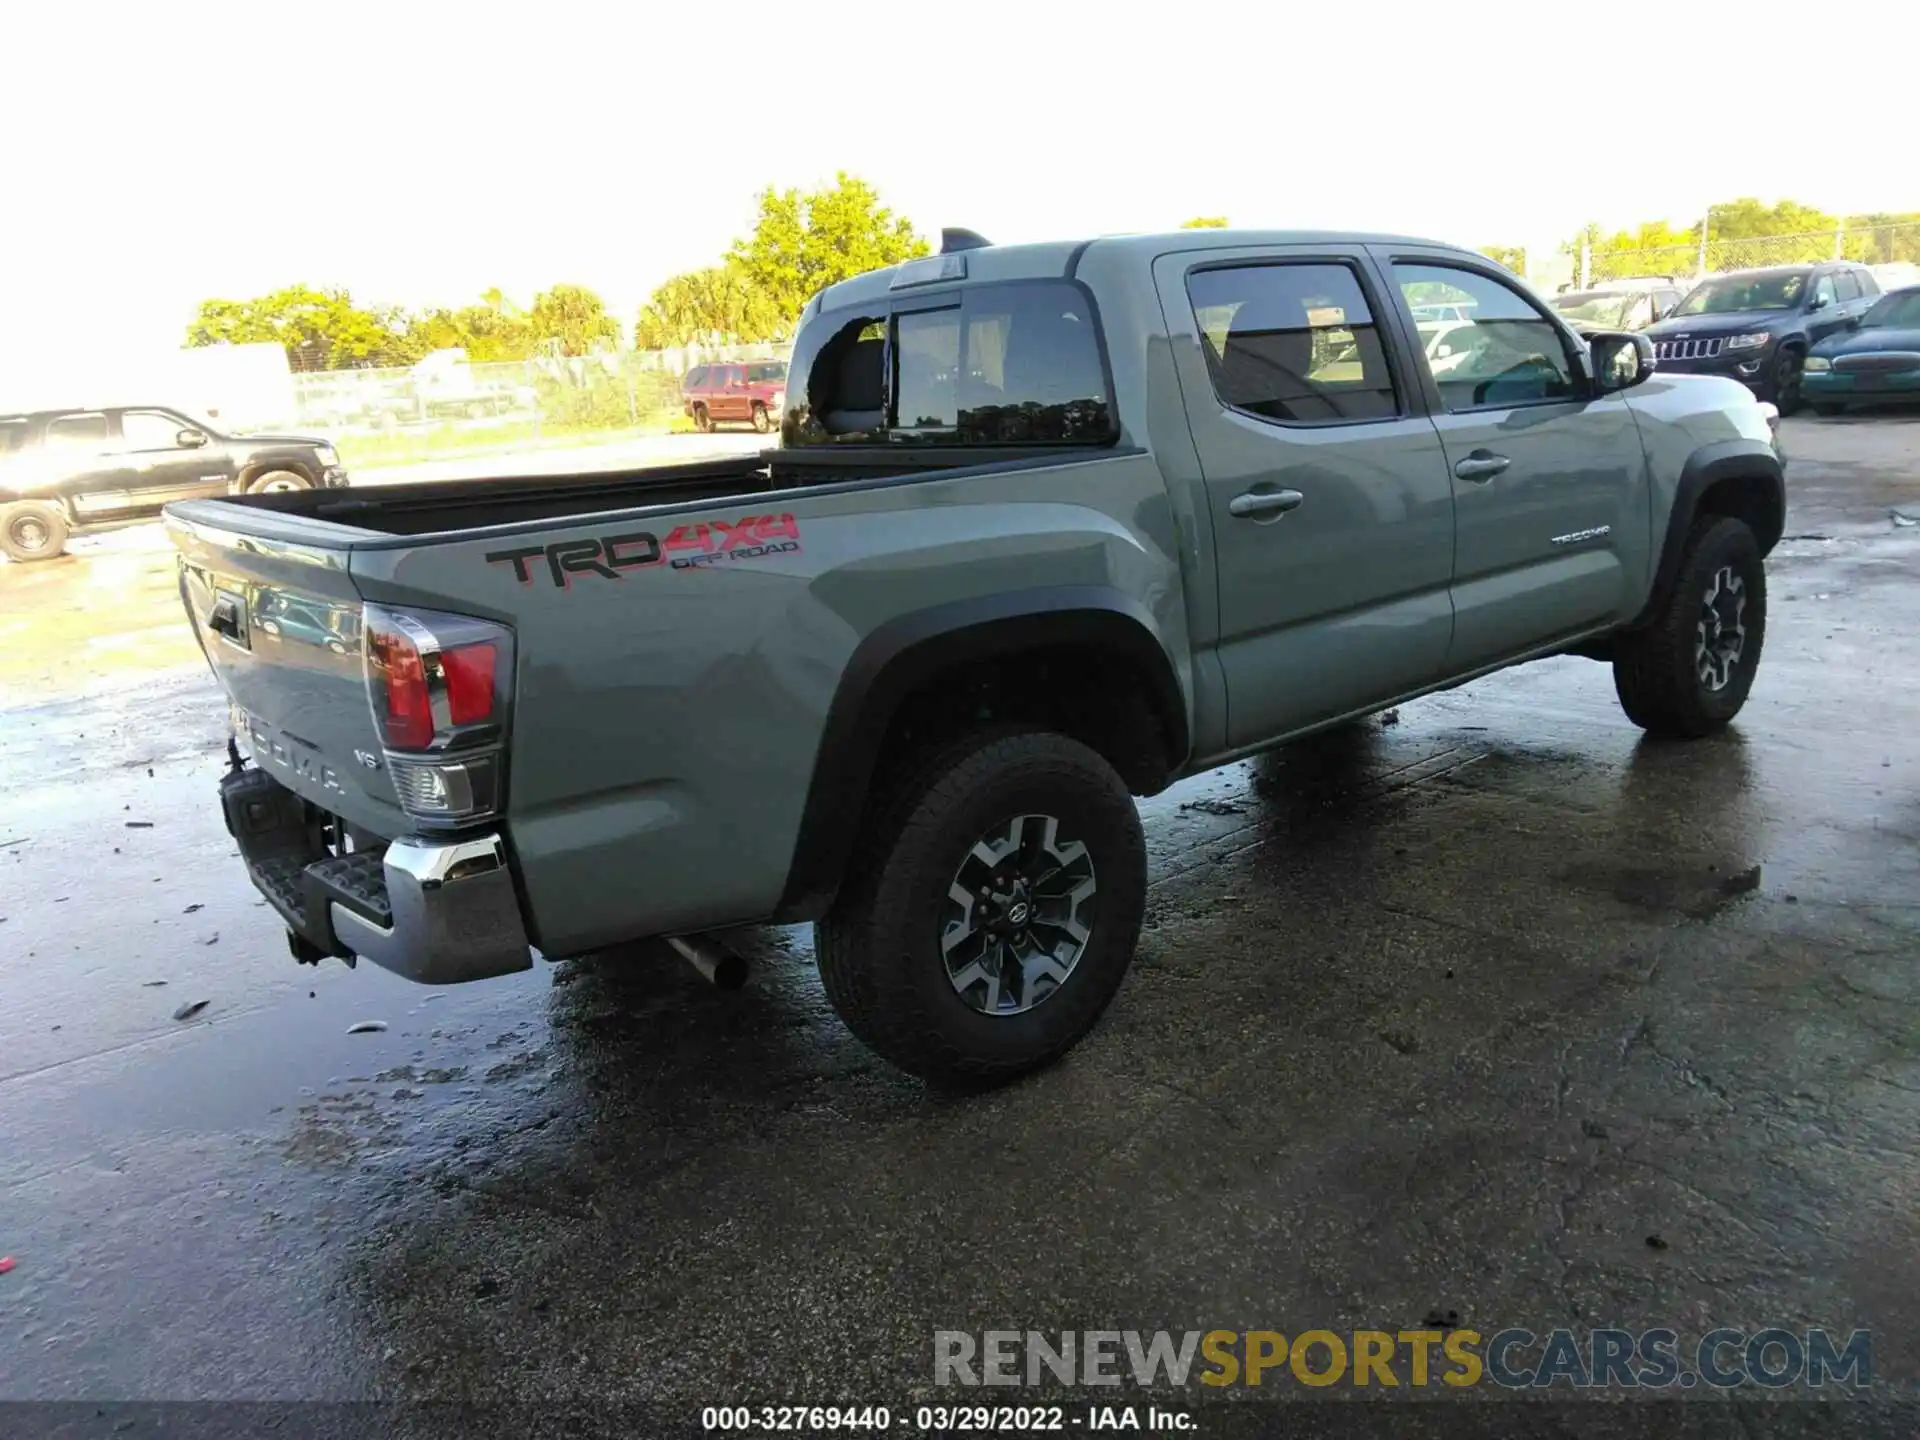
[668,933,749,991]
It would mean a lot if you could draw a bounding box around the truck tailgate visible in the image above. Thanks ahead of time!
[169,512,407,837]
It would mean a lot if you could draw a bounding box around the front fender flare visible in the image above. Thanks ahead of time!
[1630,439,1784,630]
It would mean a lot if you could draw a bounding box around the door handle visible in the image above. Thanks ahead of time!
[1229,488,1304,519]
[1453,452,1511,482]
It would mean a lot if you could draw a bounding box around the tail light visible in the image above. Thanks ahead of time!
[362,604,514,829]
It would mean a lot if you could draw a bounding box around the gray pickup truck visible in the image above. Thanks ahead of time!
[165,228,1784,1083]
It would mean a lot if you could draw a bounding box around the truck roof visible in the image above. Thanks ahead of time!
[812,228,1479,313]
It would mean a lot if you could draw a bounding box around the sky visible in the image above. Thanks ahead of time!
[3,0,1913,382]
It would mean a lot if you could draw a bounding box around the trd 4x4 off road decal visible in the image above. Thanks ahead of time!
[486,514,801,588]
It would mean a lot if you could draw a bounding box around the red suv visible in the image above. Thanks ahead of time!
[681,360,788,433]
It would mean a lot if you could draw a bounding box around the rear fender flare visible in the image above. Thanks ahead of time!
[772,586,1188,921]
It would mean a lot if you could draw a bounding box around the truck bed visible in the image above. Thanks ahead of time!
[208,445,1084,539]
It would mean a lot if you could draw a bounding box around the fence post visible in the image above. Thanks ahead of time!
[1697,209,1711,277]
[1578,241,1591,290]
[1833,217,1845,260]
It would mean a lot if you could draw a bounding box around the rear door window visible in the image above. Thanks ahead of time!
[44,413,111,451]
[1834,271,1861,302]
[1186,262,1400,424]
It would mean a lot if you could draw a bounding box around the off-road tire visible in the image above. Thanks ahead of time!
[816,729,1147,1086]
[751,403,772,433]
[1613,515,1766,738]
[248,469,312,494]
[1,501,69,562]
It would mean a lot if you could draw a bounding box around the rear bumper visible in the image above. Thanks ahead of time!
[223,765,532,984]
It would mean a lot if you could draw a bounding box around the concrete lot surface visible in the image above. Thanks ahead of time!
[1,416,1917,1434]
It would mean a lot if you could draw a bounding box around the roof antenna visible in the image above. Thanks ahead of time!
[941,228,992,254]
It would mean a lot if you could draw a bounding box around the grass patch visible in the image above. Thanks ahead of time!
[336,414,692,471]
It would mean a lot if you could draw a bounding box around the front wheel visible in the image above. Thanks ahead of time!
[1768,346,1804,415]
[751,402,772,433]
[1612,515,1766,738]
[816,729,1147,1085]
[1,501,70,562]
[691,404,712,433]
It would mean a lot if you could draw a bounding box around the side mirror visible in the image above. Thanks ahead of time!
[1589,330,1656,393]
[177,429,208,448]
[1810,294,1831,311]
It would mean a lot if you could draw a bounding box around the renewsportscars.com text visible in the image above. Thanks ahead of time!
[934,1327,1871,1390]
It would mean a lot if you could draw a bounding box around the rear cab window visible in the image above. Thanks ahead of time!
[0,417,29,456]
[786,280,1115,447]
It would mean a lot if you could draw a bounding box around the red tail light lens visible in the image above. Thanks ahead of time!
[440,643,498,726]
[362,605,512,754]
[367,624,433,750]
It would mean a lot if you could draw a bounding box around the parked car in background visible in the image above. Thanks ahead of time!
[0,405,345,562]
[682,360,788,433]
[1640,262,1881,413]
[1552,286,1681,333]
[1803,285,1920,414]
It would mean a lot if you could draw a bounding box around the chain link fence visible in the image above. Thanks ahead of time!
[1578,222,1920,288]
[286,341,794,455]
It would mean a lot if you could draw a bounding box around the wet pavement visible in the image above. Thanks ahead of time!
[2,415,1917,1424]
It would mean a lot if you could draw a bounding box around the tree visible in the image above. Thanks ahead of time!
[1479,245,1526,274]
[728,173,928,325]
[1180,216,1229,229]
[403,293,535,363]
[633,263,784,349]
[527,283,620,356]
[185,286,410,370]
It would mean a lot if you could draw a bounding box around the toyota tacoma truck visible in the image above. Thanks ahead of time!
[164,227,1784,1083]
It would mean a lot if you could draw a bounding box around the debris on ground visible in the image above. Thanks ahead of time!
[1581,1119,1609,1140]
[1422,1308,1461,1329]
[202,934,219,946]
[347,1020,390,1035]
[171,999,210,1021]
[1782,533,1833,542]
[141,980,167,988]
[1892,509,1918,528]
[183,904,203,914]
[124,821,154,829]
[1179,797,1247,816]
[1719,865,1763,898]
[0,1256,14,1275]
[1646,1234,1670,1251]
[1381,709,1401,727]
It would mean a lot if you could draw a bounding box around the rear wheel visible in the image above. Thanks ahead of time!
[816,729,1146,1085]
[1,501,69,562]
[751,402,772,433]
[248,469,312,494]
[1768,346,1804,415]
[1612,515,1766,738]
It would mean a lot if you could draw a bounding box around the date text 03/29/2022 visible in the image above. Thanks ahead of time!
[699,1405,1189,1432]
